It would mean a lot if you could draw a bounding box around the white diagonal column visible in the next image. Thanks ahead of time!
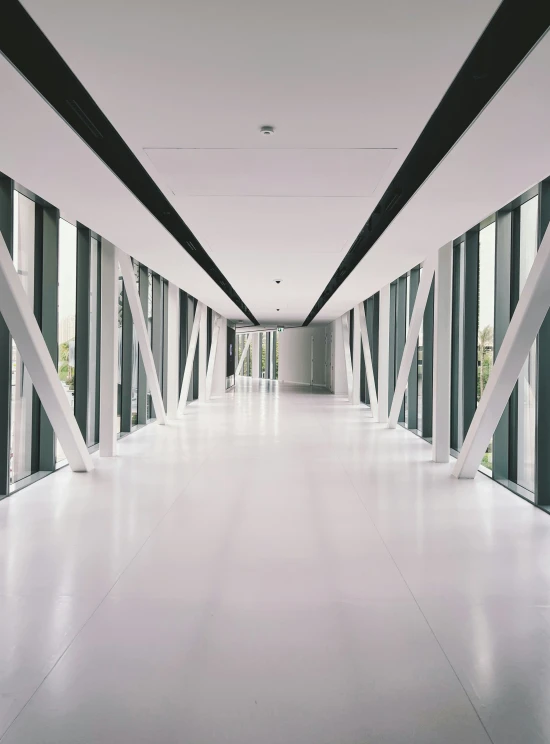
[341,312,353,400]
[236,333,252,376]
[454,224,550,478]
[388,252,437,429]
[178,301,205,413]
[357,302,379,420]
[99,240,118,456]
[199,304,208,402]
[117,249,166,425]
[0,232,93,472]
[433,243,453,462]
[377,284,390,423]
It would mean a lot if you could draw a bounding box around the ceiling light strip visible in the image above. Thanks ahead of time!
[0,0,259,325]
[302,0,550,325]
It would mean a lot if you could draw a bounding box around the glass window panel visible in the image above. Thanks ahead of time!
[10,191,36,483]
[478,222,496,470]
[517,197,538,493]
[56,219,77,463]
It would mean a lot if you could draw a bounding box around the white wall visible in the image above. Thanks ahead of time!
[278,326,328,386]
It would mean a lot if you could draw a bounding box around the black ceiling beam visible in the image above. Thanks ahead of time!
[302,0,550,325]
[0,0,259,325]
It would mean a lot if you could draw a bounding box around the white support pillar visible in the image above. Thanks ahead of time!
[454,224,550,478]
[117,249,167,426]
[433,243,453,463]
[378,285,390,424]
[388,252,437,429]
[178,301,205,413]
[236,333,252,376]
[352,307,361,404]
[0,232,93,472]
[341,312,353,400]
[212,316,227,397]
[357,303,379,420]
[206,312,221,400]
[165,282,180,419]
[99,240,118,456]
[251,333,260,378]
[199,303,208,402]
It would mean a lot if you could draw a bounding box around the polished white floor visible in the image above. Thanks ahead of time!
[1,379,550,743]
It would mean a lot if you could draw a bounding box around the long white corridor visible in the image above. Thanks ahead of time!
[1,380,550,743]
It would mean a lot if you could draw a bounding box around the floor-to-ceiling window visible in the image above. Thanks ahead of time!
[478,221,496,470]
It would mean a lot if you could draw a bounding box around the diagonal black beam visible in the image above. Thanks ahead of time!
[0,0,259,325]
[303,0,550,326]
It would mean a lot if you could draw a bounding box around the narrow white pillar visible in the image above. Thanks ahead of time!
[165,282,180,418]
[352,307,361,404]
[341,312,353,400]
[0,232,93,472]
[178,301,204,413]
[433,243,453,463]
[117,249,166,425]
[378,285,390,423]
[199,303,208,402]
[251,333,260,378]
[236,333,252,375]
[388,252,437,429]
[357,303,379,420]
[454,224,550,478]
[99,240,118,457]
[212,316,227,397]
[206,313,221,400]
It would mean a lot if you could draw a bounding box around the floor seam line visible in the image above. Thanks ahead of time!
[338,457,496,744]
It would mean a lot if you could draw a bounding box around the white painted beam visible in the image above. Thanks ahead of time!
[433,243,453,463]
[117,249,167,425]
[0,232,93,472]
[199,303,208,402]
[165,282,180,418]
[352,307,361,404]
[357,303,379,420]
[388,253,437,429]
[236,333,252,376]
[341,312,353,400]
[206,313,221,400]
[99,240,118,456]
[454,224,550,478]
[378,285,390,423]
[178,301,204,413]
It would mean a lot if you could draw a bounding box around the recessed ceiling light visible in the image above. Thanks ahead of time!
[276,308,280,311]
[274,279,281,284]
[260,125,275,136]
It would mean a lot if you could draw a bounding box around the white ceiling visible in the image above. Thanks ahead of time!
[3,0,548,324]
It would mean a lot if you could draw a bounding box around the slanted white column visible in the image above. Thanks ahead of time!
[378,285,390,423]
[357,302,379,420]
[178,301,205,413]
[341,312,353,400]
[433,243,453,463]
[212,316,227,397]
[199,304,208,402]
[236,333,252,375]
[352,307,361,404]
[99,240,118,456]
[206,312,221,400]
[165,282,180,418]
[454,224,550,478]
[0,232,93,472]
[117,249,167,425]
[388,252,437,429]
[251,333,260,378]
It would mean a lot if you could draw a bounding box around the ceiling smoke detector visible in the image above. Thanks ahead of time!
[260,125,275,136]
